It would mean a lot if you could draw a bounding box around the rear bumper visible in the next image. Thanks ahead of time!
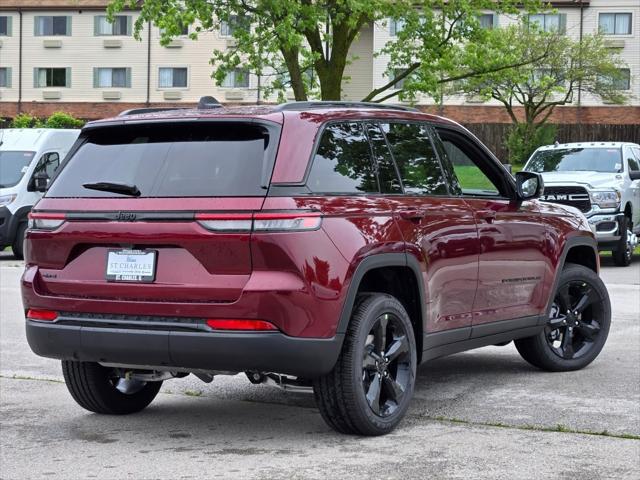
[26,319,343,378]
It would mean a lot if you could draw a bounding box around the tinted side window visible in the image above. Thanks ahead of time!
[365,123,402,194]
[430,130,462,196]
[380,122,447,195]
[307,122,378,194]
[34,152,60,178]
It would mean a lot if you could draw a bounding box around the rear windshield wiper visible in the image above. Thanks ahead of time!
[82,181,141,197]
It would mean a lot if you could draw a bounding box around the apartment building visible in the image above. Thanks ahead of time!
[0,0,638,123]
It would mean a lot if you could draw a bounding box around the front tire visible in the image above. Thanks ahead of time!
[11,222,27,260]
[515,263,610,372]
[62,361,162,414]
[612,215,633,267]
[313,293,417,436]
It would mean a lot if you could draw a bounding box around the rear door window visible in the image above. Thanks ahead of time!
[306,122,378,194]
[47,122,276,197]
[380,122,448,195]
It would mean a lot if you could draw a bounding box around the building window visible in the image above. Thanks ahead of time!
[94,68,131,88]
[389,19,405,36]
[222,68,250,88]
[0,16,12,36]
[34,16,71,36]
[220,16,248,37]
[34,68,70,88]
[599,13,632,35]
[94,15,131,36]
[158,67,188,88]
[611,69,631,90]
[528,13,566,33]
[0,67,11,87]
[479,14,497,29]
[160,24,189,36]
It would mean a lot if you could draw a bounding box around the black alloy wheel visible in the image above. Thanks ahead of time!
[362,313,412,418]
[515,263,611,372]
[545,281,605,360]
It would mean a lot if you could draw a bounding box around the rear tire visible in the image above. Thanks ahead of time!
[62,361,162,414]
[515,263,610,372]
[11,222,27,260]
[313,293,417,436]
[612,215,633,267]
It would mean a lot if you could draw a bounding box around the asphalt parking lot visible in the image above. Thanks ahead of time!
[1,252,638,480]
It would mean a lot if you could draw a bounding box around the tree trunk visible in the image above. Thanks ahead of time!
[281,46,308,101]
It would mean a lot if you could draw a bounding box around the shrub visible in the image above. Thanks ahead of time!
[9,112,84,129]
[44,112,85,129]
[505,123,558,166]
[10,114,44,129]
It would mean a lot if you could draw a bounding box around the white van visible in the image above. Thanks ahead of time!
[0,128,80,258]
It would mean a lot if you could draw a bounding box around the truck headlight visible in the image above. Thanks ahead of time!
[590,190,621,209]
[0,194,17,207]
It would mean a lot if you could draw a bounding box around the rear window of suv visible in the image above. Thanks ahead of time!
[47,122,275,197]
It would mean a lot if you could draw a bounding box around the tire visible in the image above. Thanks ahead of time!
[313,293,417,436]
[61,361,162,414]
[11,222,27,260]
[515,263,611,372]
[612,215,633,267]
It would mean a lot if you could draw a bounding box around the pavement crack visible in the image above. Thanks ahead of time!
[415,414,640,440]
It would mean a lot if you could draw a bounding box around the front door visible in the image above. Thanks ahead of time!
[434,127,548,326]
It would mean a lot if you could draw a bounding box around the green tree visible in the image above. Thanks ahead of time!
[457,24,630,163]
[108,0,542,102]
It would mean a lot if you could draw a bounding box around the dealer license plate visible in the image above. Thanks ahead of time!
[105,249,157,283]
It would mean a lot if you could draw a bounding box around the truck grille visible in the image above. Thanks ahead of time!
[539,186,591,213]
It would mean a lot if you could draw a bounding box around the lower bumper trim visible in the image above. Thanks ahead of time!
[26,321,343,378]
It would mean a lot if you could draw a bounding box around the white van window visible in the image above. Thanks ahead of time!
[0,151,36,188]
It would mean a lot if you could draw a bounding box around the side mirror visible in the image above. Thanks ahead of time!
[630,171,640,181]
[515,171,544,200]
[31,171,50,192]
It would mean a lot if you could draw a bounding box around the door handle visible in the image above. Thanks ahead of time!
[399,210,426,222]
[477,210,497,223]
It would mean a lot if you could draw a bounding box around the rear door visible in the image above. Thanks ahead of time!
[373,121,479,334]
[433,127,547,326]
[30,120,279,304]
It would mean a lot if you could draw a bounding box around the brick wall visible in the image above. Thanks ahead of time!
[1,102,639,124]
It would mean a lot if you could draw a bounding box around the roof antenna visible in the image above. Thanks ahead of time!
[198,96,222,110]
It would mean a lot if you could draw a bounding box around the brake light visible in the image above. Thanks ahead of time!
[206,319,278,331]
[196,211,321,232]
[26,309,58,321]
[28,212,66,230]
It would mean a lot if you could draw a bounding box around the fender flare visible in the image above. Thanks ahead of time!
[336,252,427,336]
[541,235,598,324]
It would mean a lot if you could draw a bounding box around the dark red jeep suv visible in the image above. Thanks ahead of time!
[22,101,611,435]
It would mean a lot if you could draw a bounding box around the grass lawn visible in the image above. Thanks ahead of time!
[453,164,524,191]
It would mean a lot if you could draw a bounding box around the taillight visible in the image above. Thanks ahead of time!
[28,212,66,230]
[196,211,321,232]
[206,319,278,331]
[195,213,253,232]
[26,309,58,321]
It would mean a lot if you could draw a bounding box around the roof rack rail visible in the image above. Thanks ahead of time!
[273,101,419,112]
[118,107,186,117]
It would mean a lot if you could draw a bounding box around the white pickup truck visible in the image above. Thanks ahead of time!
[524,142,640,267]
